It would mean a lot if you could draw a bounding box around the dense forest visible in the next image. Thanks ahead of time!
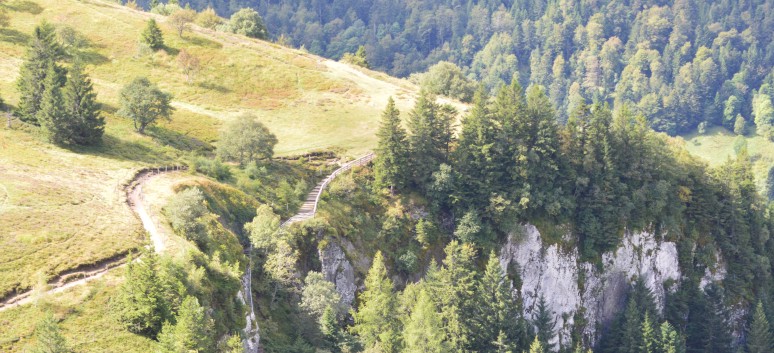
[322,83,774,353]
[146,0,774,134]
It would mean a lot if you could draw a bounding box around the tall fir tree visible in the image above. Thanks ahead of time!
[351,251,401,353]
[115,252,171,338]
[533,295,556,352]
[473,251,527,352]
[38,63,70,144]
[529,335,545,353]
[141,19,164,50]
[157,296,215,353]
[63,61,104,145]
[424,241,478,352]
[407,90,454,190]
[747,302,773,353]
[658,321,685,353]
[403,290,447,353]
[374,97,409,194]
[513,85,566,218]
[641,312,657,353]
[453,87,499,210]
[16,21,64,125]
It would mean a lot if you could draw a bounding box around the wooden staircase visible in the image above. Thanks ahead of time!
[280,153,375,228]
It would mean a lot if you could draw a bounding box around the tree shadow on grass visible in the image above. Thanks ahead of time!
[184,35,223,49]
[198,81,231,93]
[75,50,110,66]
[0,28,30,45]
[68,134,172,164]
[146,125,213,153]
[6,0,43,14]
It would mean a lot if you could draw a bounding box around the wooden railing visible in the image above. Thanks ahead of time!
[312,153,375,215]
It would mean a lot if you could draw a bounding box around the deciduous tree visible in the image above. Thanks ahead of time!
[217,113,278,165]
[118,77,173,134]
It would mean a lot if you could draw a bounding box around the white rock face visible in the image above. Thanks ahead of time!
[319,240,357,308]
[500,224,681,350]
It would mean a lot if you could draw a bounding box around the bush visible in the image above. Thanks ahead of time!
[227,8,268,39]
[414,61,476,102]
[165,187,208,245]
[192,157,232,181]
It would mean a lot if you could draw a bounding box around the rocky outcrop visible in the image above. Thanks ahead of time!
[319,240,357,308]
[500,224,681,349]
[239,259,260,353]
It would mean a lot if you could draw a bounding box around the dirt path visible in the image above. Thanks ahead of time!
[0,166,185,312]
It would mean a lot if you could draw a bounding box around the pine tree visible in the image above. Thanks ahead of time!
[141,19,164,50]
[641,312,656,353]
[529,335,545,353]
[320,305,341,351]
[622,299,642,353]
[422,241,478,353]
[116,252,170,338]
[374,97,409,194]
[403,290,447,353]
[351,251,400,353]
[63,61,104,145]
[473,251,526,352]
[658,321,684,353]
[38,63,70,144]
[157,296,215,353]
[453,87,498,210]
[407,90,454,189]
[16,21,64,125]
[533,295,556,352]
[748,302,773,353]
[31,312,69,353]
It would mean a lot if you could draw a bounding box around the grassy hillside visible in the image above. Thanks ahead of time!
[0,0,426,296]
[0,0,423,156]
[681,126,774,194]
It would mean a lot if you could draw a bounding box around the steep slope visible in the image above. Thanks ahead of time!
[0,0,426,299]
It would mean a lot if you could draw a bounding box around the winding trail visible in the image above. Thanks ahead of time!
[0,165,185,312]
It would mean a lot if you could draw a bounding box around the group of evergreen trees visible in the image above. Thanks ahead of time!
[375,82,698,258]
[371,82,774,351]
[16,22,104,145]
[339,244,534,353]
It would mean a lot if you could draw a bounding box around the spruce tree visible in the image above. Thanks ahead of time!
[63,61,104,145]
[374,97,409,194]
[453,87,498,210]
[529,335,545,353]
[38,63,70,144]
[533,295,556,352]
[473,251,526,352]
[116,252,170,338]
[425,241,478,352]
[748,302,773,353]
[158,296,214,353]
[403,290,447,353]
[407,90,454,189]
[658,321,684,353]
[351,251,400,353]
[641,312,656,353]
[16,21,64,125]
[621,299,643,353]
[31,312,69,353]
[141,19,164,50]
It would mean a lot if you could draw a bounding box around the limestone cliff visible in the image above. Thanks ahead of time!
[499,224,681,349]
